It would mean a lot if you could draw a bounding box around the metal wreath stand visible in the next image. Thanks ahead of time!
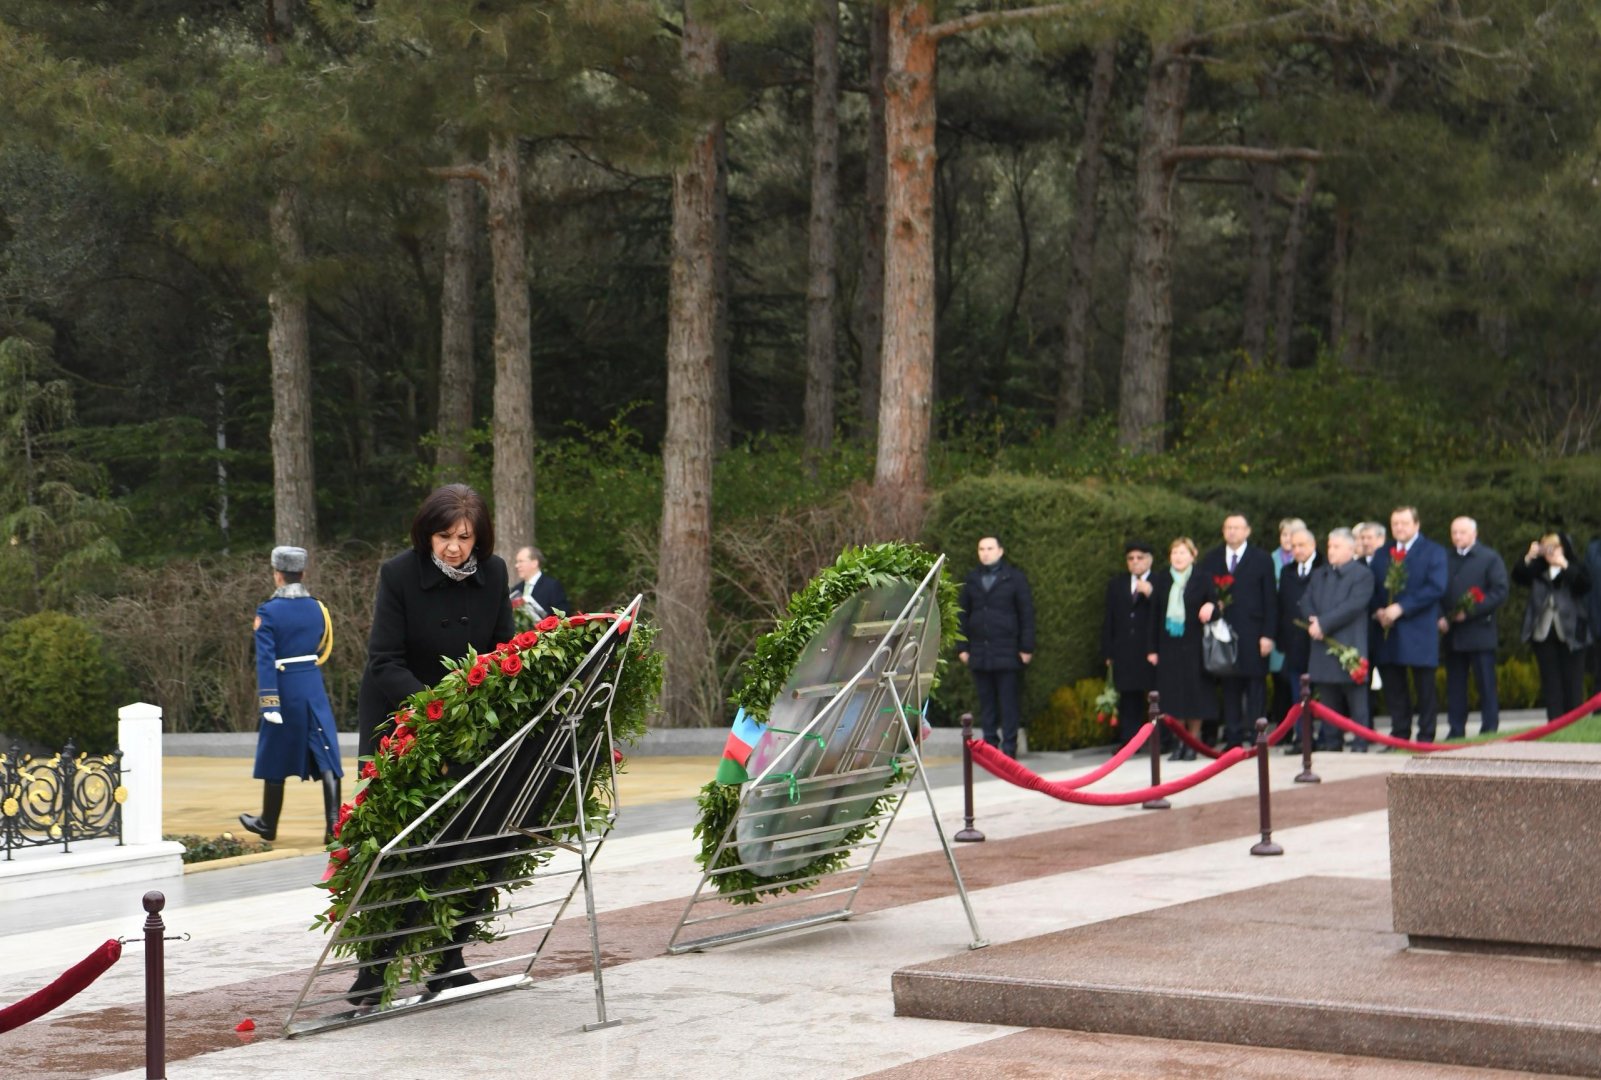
[284,595,644,1037]
[667,557,987,954]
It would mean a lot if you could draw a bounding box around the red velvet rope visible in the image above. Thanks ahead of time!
[1049,720,1156,790]
[1160,716,1224,759]
[1309,690,1601,753]
[0,939,122,1033]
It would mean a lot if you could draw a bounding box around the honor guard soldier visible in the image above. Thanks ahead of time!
[238,546,343,845]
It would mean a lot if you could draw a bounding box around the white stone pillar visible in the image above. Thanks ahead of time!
[117,702,164,846]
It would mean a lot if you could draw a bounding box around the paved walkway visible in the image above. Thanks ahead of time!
[0,718,1577,1079]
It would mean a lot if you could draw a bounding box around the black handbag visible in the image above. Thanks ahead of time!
[1203,617,1240,677]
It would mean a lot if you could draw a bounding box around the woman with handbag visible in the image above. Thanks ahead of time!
[1146,538,1217,760]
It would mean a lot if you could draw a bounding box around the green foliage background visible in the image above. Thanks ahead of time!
[0,611,126,751]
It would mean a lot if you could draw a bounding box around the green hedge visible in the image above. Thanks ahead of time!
[0,611,125,752]
[924,459,1601,729]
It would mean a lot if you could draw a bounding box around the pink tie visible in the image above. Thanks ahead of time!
[1228,552,1238,574]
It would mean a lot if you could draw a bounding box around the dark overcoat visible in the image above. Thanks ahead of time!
[1146,570,1217,719]
[1276,555,1324,674]
[509,573,571,620]
[957,560,1036,672]
[1197,543,1278,677]
[1442,543,1509,654]
[253,594,341,782]
[356,549,516,754]
[1101,573,1157,692]
[1370,535,1448,668]
[1299,560,1375,685]
[1512,538,1593,650]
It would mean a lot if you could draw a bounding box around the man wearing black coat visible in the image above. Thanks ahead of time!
[1438,516,1509,737]
[1198,513,1278,749]
[958,536,1036,758]
[1301,528,1375,751]
[1273,527,1322,740]
[1100,539,1158,747]
[510,545,570,619]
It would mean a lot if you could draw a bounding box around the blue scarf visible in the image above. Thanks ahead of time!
[1164,565,1192,637]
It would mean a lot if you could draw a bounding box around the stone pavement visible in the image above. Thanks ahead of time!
[1,716,1580,1079]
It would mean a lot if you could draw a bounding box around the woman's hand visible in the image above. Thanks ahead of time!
[1198,602,1215,624]
[1527,540,1543,563]
[1146,652,1159,666]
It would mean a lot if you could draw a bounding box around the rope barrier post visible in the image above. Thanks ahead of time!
[954,713,984,843]
[1294,673,1320,785]
[143,891,166,1079]
[1250,718,1283,856]
[1141,691,1170,811]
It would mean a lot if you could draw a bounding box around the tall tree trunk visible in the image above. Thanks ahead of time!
[874,0,938,528]
[712,123,732,452]
[436,175,477,481]
[803,0,841,466]
[1117,44,1190,455]
[855,0,889,437]
[486,133,534,561]
[268,183,316,547]
[1240,161,1275,361]
[657,4,720,727]
[1273,164,1317,367]
[1057,38,1115,427]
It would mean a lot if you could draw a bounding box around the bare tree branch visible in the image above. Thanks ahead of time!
[427,163,489,186]
[926,2,1090,43]
[1163,145,1323,167]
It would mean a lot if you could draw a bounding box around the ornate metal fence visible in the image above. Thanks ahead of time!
[0,741,125,858]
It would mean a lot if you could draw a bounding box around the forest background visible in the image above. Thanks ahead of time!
[1,1,1598,752]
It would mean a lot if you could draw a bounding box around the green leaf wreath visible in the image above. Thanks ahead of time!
[692,542,958,904]
[314,611,661,999]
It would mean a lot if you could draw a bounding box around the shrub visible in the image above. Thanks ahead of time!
[0,611,124,752]
[1028,680,1118,751]
[166,832,266,864]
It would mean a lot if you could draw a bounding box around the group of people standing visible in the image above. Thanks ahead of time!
[1101,509,1597,756]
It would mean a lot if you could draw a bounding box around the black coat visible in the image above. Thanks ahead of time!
[1198,543,1278,677]
[1513,535,1593,651]
[1442,543,1509,654]
[1276,556,1324,674]
[356,549,516,754]
[1146,570,1217,719]
[1101,573,1157,691]
[509,573,570,619]
[1299,559,1375,685]
[957,560,1036,671]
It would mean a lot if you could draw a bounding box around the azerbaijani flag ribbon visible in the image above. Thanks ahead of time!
[714,707,767,785]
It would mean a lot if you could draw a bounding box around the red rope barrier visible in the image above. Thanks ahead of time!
[1161,716,1224,759]
[1053,720,1156,790]
[1309,689,1601,753]
[0,939,122,1033]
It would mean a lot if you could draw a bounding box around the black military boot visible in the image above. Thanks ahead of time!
[320,770,341,847]
[239,780,284,842]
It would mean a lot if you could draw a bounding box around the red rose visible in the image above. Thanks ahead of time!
[360,761,377,780]
[513,630,539,649]
[1391,546,1407,563]
[1469,586,1485,603]
[466,663,488,687]
[425,699,445,722]
[499,652,523,676]
[1213,574,1235,589]
[354,788,367,806]
[394,732,416,757]
[497,641,515,654]
[395,708,413,727]
[612,748,625,766]
[326,905,340,922]
[331,847,350,862]
[536,615,561,632]
[511,596,524,608]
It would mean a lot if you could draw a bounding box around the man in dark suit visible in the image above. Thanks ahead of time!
[958,535,1036,758]
[1274,527,1322,746]
[1302,528,1376,751]
[1371,506,1449,745]
[1438,516,1508,737]
[1100,539,1159,747]
[1198,513,1278,749]
[509,545,570,619]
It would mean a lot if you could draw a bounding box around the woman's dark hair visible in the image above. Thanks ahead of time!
[411,484,494,559]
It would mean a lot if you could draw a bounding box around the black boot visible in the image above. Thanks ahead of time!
[321,770,341,847]
[346,962,385,1007]
[426,923,482,994]
[239,781,284,842]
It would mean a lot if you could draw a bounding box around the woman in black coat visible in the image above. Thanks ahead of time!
[1512,531,1593,720]
[1146,537,1217,761]
[355,484,516,759]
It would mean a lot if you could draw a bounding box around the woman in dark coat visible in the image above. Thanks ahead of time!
[1512,531,1593,720]
[355,485,516,759]
[1146,537,1217,761]
[347,485,514,1004]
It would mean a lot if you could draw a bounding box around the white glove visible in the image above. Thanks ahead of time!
[262,710,283,725]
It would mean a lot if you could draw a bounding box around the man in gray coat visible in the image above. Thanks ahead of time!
[1301,528,1376,751]
[1437,516,1509,737]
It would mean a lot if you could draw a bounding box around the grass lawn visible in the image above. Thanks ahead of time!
[1538,711,1601,743]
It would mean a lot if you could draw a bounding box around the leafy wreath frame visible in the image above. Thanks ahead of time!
[692,542,958,904]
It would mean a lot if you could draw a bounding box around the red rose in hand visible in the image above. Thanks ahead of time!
[1469,586,1485,604]
[499,652,523,676]
[513,630,539,649]
[1214,574,1235,589]
[466,663,489,687]
[426,699,445,722]
[1391,546,1407,563]
[360,760,377,780]
[511,596,524,608]
[536,615,562,633]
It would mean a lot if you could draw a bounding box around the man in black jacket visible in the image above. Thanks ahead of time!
[1100,539,1158,747]
[1274,526,1322,743]
[958,536,1036,758]
[1438,516,1509,737]
[1198,513,1278,749]
[509,545,570,619]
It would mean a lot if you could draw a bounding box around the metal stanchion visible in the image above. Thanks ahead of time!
[143,891,166,1079]
[1141,691,1170,811]
[1250,718,1283,856]
[954,713,985,842]
[1295,673,1320,784]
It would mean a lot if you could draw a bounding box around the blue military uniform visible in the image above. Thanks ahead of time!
[253,590,341,782]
